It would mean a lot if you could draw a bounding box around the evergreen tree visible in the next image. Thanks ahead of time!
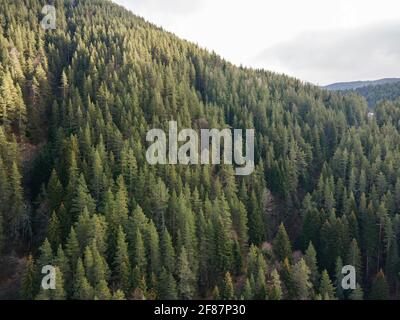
[158,268,178,300]
[66,227,80,269]
[268,269,282,300]
[273,224,292,262]
[291,259,312,300]
[73,259,94,300]
[334,257,344,300]
[346,239,362,281]
[21,255,37,300]
[47,212,61,251]
[95,280,112,300]
[369,270,389,300]
[113,226,131,294]
[319,270,336,300]
[177,247,195,300]
[221,272,235,300]
[304,242,319,289]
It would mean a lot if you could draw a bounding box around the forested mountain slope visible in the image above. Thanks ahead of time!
[353,81,400,108]
[0,0,399,300]
[324,78,400,91]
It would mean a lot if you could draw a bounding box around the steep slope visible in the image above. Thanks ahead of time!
[0,0,399,300]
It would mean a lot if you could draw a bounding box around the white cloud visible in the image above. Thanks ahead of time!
[113,0,400,84]
[253,21,400,85]
[114,0,203,15]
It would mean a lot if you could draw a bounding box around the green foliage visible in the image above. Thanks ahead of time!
[21,255,37,300]
[319,270,336,300]
[113,227,131,294]
[273,224,292,262]
[1,0,400,301]
[291,259,312,300]
[177,247,195,300]
[220,272,235,300]
[369,270,389,300]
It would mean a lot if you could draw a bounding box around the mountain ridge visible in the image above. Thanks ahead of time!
[324,78,400,91]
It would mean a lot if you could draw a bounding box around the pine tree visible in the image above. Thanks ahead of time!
[231,198,249,253]
[47,212,61,250]
[90,243,109,288]
[70,174,95,219]
[160,227,175,273]
[113,175,129,227]
[158,268,178,300]
[212,286,221,300]
[52,267,66,300]
[177,247,195,300]
[280,258,295,299]
[291,259,312,300]
[37,239,53,270]
[73,259,94,300]
[268,269,282,300]
[146,221,161,276]
[47,170,63,212]
[248,190,264,244]
[114,226,131,294]
[273,223,292,262]
[112,290,126,300]
[221,272,235,300]
[335,257,344,300]
[66,227,80,270]
[132,228,147,278]
[255,265,267,299]
[242,278,253,300]
[304,242,319,289]
[54,246,71,294]
[9,162,25,239]
[349,284,364,300]
[369,270,389,300]
[346,239,362,281]
[21,255,37,300]
[95,280,112,300]
[319,270,336,300]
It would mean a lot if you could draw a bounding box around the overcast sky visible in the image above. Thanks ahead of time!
[113,0,400,85]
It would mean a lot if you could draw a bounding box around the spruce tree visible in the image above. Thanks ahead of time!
[369,270,389,300]
[220,272,235,300]
[114,226,131,294]
[273,223,292,262]
[268,269,282,300]
[21,255,37,300]
[304,242,319,289]
[291,259,312,300]
[319,270,336,300]
[177,247,195,300]
[158,267,178,300]
[73,259,94,300]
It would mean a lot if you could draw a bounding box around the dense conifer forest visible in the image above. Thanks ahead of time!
[0,0,400,300]
[352,81,400,108]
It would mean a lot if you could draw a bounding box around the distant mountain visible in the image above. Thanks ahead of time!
[324,78,400,91]
[353,81,400,107]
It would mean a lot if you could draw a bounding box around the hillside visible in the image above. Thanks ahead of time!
[0,0,399,300]
[352,81,400,107]
[324,78,400,91]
